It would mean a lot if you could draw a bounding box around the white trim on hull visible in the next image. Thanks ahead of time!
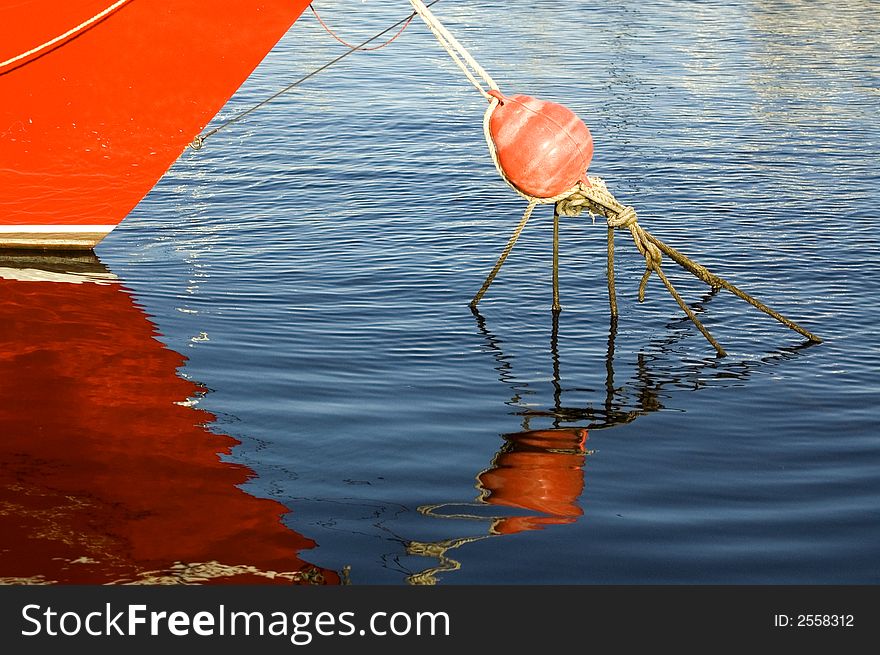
[0,225,116,250]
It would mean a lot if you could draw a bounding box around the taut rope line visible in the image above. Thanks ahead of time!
[408,0,498,100]
[471,198,538,307]
[190,0,444,150]
[408,0,821,355]
[0,0,134,74]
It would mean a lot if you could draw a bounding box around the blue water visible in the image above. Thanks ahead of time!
[53,1,880,583]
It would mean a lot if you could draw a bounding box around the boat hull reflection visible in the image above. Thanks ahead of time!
[0,254,337,585]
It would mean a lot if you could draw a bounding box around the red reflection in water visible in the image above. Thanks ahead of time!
[407,427,589,583]
[478,428,587,535]
[0,259,337,585]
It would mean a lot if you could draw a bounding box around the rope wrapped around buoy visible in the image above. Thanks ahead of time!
[408,0,821,356]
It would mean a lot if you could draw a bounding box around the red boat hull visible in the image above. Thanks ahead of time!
[0,0,311,249]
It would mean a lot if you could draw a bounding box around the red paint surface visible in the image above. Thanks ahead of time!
[478,428,587,535]
[488,92,594,199]
[0,1,311,227]
[0,260,338,584]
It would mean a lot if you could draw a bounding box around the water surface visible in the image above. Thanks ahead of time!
[5,0,879,584]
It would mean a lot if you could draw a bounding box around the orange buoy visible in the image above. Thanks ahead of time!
[487,90,594,199]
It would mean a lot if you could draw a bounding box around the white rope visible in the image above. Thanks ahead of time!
[409,0,581,203]
[408,0,498,100]
[0,0,134,73]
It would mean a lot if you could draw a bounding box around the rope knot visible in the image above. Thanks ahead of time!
[556,192,588,217]
[640,236,663,272]
[608,205,638,228]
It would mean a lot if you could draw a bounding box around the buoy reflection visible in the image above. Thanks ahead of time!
[477,427,588,535]
[406,297,814,583]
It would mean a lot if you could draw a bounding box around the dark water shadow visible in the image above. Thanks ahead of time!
[401,296,817,583]
[0,252,338,585]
